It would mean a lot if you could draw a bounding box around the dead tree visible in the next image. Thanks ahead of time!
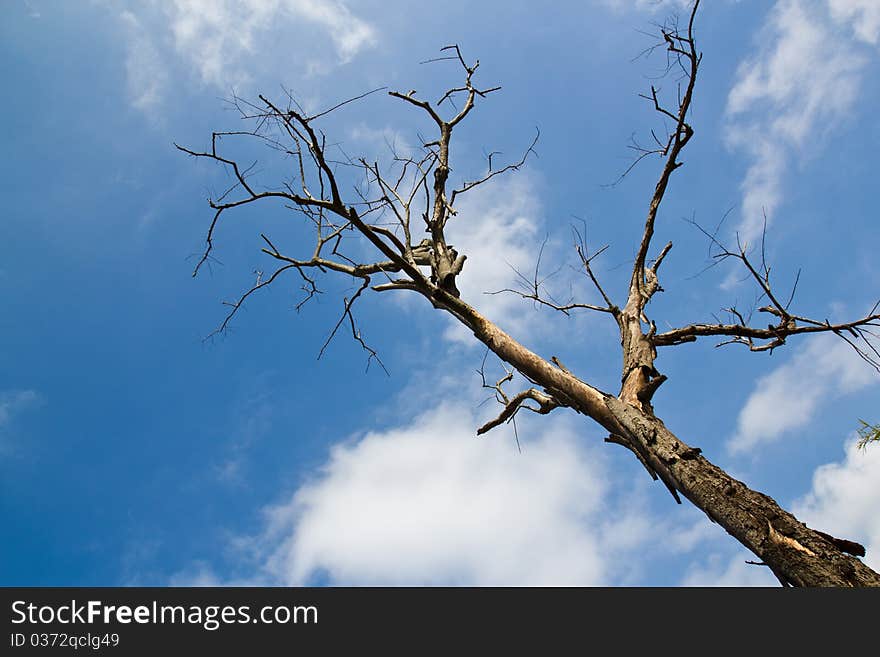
[177,1,880,586]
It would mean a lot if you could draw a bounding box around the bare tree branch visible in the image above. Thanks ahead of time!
[489,236,620,317]
[318,277,389,375]
[475,354,561,436]
[666,215,880,370]
[627,0,701,313]
[449,128,540,206]
[476,388,559,436]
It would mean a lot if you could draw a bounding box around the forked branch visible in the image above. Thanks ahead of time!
[628,0,701,312]
[660,216,880,371]
[476,354,561,436]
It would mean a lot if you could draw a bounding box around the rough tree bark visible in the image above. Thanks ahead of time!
[178,1,880,586]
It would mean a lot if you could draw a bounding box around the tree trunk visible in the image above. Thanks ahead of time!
[605,396,880,586]
[440,291,880,587]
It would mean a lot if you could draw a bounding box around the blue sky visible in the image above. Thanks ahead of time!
[2,0,879,586]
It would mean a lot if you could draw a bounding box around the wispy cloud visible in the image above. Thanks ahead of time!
[0,389,41,429]
[23,0,41,19]
[681,551,778,586]
[120,11,168,114]
[727,334,877,454]
[829,0,880,44]
[115,0,377,111]
[600,0,693,12]
[443,174,554,344]
[213,381,276,486]
[164,0,376,87]
[0,389,42,452]
[794,436,880,570]
[725,0,879,247]
[168,561,264,587]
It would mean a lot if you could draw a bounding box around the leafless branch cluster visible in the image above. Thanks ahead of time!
[177,46,534,367]
[485,235,618,317]
[658,215,880,372]
[606,10,703,188]
[493,0,878,383]
[475,352,559,449]
[484,1,701,426]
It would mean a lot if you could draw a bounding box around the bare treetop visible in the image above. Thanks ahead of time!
[179,0,880,586]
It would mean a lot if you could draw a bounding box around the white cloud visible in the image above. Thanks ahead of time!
[0,389,40,428]
[681,551,779,586]
[256,403,651,585]
[116,0,376,110]
[120,11,168,113]
[725,0,878,246]
[443,175,552,344]
[169,564,223,586]
[168,561,263,586]
[0,389,41,453]
[165,0,375,87]
[829,0,880,45]
[283,0,375,62]
[164,379,764,586]
[794,438,880,570]
[600,0,693,11]
[347,124,416,162]
[728,334,877,454]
